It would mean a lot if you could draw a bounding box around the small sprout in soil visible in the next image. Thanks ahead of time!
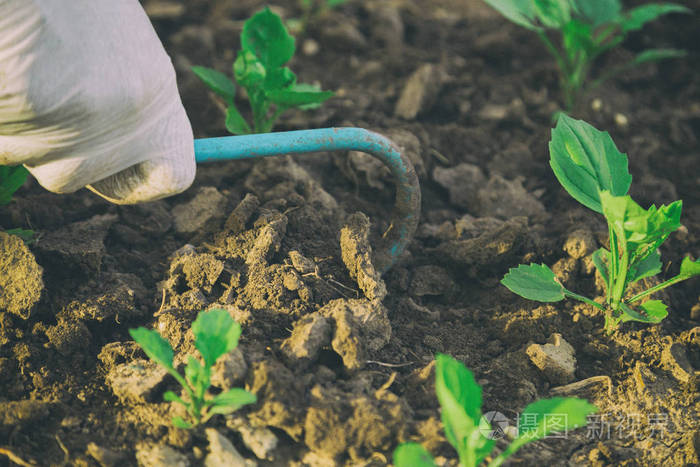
[287,0,349,35]
[0,165,29,205]
[502,115,700,332]
[481,0,691,111]
[192,7,334,135]
[393,354,597,467]
[129,309,256,428]
[3,228,36,244]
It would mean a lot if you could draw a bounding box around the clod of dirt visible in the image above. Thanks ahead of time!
[0,231,43,319]
[552,257,579,288]
[38,213,117,272]
[340,213,386,302]
[121,200,173,236]
[280,312,331,369]
[210,348,248,390]
[0,399,54,435]
[289,250,316,275]
[171,252,224,293]
[87,442,126,467]
[564,228,597,259]
[526,333,577,385]
[394,63,446,119]
[366,1,404,51]
[435,216,528,272]
[205,428,255,467]
[304,382,408,461]
[409,265,455,296]
[172,186,227,235]
[320,299,391,371]
[106,359,168,404]
[433,163,486,211]
[550,375,612,399]
[224,193,260,234]
[227,417,279,461]
[45,319,92,356]
[661,341,697,384]
[135,442,189,467]
[476,175,547,221]
[61,273,146,323]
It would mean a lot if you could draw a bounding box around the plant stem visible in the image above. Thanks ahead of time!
[627,274,689,303]
[564,290,605,311]
[607,226,618,306]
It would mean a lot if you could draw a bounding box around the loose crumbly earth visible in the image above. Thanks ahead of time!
[1,1,699,466]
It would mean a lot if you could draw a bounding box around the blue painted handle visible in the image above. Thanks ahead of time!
[194,127,420,273]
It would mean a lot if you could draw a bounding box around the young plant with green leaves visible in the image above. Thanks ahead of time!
[287,0,349,35]
[393,354,596,467]
[481,0,690,110]
[129,309,256,428]
[0,165,29,205]
[502,115,700,332]
[192,8,333,135]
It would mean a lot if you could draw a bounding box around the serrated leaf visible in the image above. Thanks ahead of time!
[206,388,257,416]
[482,0,540,30]
[393,443,437,467]
[225,105,251,135]
[549,114,632,213]
[129,327,174,370]
[0,165,29,205]
[618,3,691,32]
[634,48,687,65]
[679,256,700,278]
[620,301,668,323]
[517,397,597,440]
[192,309,242,368]
[242,8,295,69]
[265,89,334,108]
[629,250,662,283]
[534,0,573,28]
[575,0,622,27]
[191,66,236,101]
[501,263,566,302]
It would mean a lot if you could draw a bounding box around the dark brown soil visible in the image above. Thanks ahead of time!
[2,1,699,466]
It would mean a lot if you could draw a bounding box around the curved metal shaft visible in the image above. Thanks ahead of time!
[194,127,420,273]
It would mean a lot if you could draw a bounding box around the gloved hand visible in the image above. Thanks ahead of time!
[0,0,195,204]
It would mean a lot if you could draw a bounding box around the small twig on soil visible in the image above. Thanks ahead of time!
[55,435,70,465]
[381,222,394,239]
[0,447,37,467]
[154,288,167,317]
[366,360,415,368]
[429,147,450,164]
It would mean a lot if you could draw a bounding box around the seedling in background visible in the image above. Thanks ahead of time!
[481,0,690,111]
[0,165,29,205]
[129,309,256,428]
[192,8,333,135]
[393,354,596,467]
[502,115,700,332]
[287,0,349,35]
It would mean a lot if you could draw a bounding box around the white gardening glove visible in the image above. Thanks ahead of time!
[0,0,195,204]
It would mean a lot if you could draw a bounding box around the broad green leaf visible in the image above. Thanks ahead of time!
[562,19,594,60]
[264,67,296,91]
[628,250,662,283]
[393,443,437,467]
[241,8,295,69]
[679,256,700,278]
[549,115,631,213]
[620,301,667,323]
[482,0,540,30]
[234,50,266,89]
[575,0,622,27]
[225,105,252,135]
[0,165,29,205]
[206,388,257,416]
[592,248,610,285]
[534,0,573,28]
[293,83,330,110]
[517,397,597,440]
[129,328,174,370]
[618,3,691,32]
[265,89,334,108]
[434,354,480,452]
[4,228,35,244]
[164,390,188,408]
[172,416,193,429]
[501,263,566,302]
[191,66,236,101]
[192,309,242,368]
[634,48,686,65]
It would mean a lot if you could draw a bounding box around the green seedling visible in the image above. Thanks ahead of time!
[193,7,333,135]
[502,115,700,332]
[287,0,349,35]
[0,165,29,205]
[129,309,256,428]
[481,0,690,111]
[393,354,597,467]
